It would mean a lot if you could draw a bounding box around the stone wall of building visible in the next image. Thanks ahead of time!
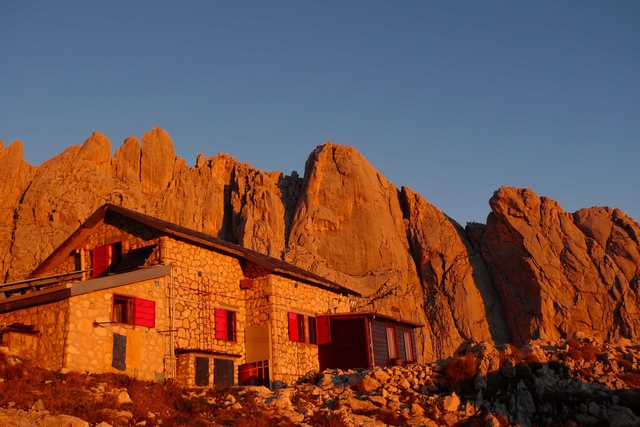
[0,300,70,370]
[243,263,274,328]
[161,238,247,384]
[241,262,356,384]
[267,274,353,384]
[162,238,357,385]
[64,277,169,381]
[175,352,196,386]
[48,216,163,277]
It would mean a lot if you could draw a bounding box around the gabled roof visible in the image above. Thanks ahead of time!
[29,204,360,297]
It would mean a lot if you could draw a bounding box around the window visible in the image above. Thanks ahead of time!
[112,294,156,327]
[239,360,269,387]
[404,331,415,362]
[288,312,307,343]
[215,309,237,342]
[113,245,158,273]
[113,295,134,324]
[214,358,235,386]
[308,317,317,344]
[110,242,122,268]
[74,249,82,271]
[288,313,328,344]
[386,327,397,359]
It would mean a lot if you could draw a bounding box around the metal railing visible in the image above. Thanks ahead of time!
[0,270,90,297]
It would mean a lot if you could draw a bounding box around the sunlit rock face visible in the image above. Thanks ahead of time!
[0,140,36,283]
[2,128,639,360]
[481,187,640,345]
[283,143,429,357]
[401,186,509,357]
[0,128,292,281]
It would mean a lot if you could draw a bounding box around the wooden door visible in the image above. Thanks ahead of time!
[318,318,368,371]
[214,359,234,387]
[195,357,209,386]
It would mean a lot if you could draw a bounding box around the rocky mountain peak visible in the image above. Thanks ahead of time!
[1,129,639,361]
[141,126,177,193]
[483,186,640,346]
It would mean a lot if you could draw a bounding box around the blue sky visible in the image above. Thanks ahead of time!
[1,1,638,225]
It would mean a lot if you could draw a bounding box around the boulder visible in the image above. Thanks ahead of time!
[30,399,45,412]
[340,396,378,412]
[609,405,639,427]
[116,390,132,404]
[50,415,90,427]
[368,395,387,407]
[443,392,460,412]
[370,368,390,383]
[354,376,381,393]
[265,395,294,412]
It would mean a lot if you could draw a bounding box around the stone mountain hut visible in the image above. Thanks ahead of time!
[0,204,420,387]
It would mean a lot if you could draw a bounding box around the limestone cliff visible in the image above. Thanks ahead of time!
[0,141,36,283]
[1,128,639,361]
[1,128,295,281]
[284,143,430,356]
[481,187,640,345]
[401,187,509,357]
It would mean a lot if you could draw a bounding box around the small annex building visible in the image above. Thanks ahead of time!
[317,313,421,371]
[0,204,420,387]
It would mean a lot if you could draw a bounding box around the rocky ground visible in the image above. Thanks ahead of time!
[1,338,639,427]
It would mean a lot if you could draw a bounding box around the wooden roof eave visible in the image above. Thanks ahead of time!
[28,206,109,279]
[0,284,72,313]
[3,265,171,314]
[174,349,242,358]
[0,271,86,293]
[270,267,361,296]
[318,311,424,328]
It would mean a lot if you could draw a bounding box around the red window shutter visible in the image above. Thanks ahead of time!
[92,245,109,278]
[133,298,156,327]
[316,316,331,344]
[215,309,228,340]
[288,312,299,341]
